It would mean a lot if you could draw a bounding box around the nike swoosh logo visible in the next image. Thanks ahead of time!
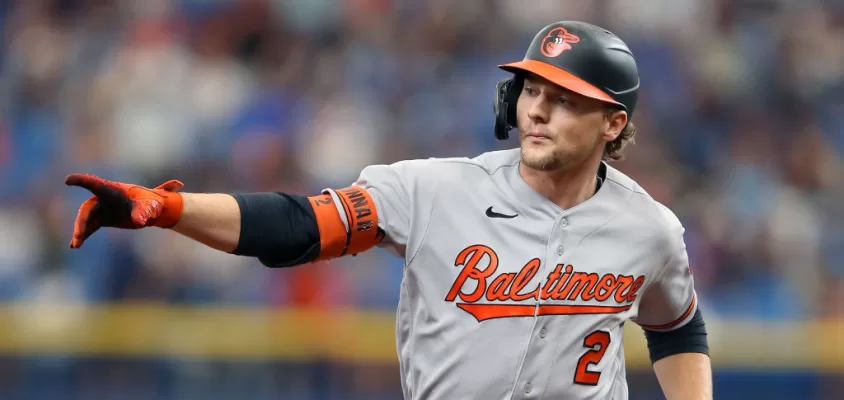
[485,206,517,219]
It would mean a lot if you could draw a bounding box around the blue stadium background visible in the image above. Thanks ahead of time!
[0,0,843,398]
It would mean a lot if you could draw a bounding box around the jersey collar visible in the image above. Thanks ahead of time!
[507,156,611,216]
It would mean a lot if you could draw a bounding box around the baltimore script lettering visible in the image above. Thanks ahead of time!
[444,245,646,321]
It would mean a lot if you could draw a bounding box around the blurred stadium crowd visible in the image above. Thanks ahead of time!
[3,0,844,319]
[2,0,844,398]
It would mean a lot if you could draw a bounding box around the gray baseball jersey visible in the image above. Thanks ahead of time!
[350,148,697,400]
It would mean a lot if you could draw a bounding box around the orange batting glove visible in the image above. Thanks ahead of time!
[65,173,185,249]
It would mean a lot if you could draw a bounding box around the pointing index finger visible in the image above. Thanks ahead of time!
[65,173,118,198]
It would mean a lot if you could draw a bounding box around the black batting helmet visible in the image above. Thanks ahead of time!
[493,21,640,140]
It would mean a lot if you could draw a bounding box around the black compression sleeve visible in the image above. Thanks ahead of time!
[230,192,321,268]
[643,308,710,363]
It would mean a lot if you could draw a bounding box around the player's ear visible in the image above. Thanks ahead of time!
[601,108,627,142]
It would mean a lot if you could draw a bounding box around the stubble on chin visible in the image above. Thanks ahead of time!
[520,146,562,171]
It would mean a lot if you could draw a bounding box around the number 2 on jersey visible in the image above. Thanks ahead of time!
[574,330,611,386]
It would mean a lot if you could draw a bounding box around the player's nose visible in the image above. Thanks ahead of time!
[526,97,550,124]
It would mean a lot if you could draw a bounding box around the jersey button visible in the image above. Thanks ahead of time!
[560,218,569,228]
[524,382,532,394]
[556,245,564,255]
[539,328,547,338]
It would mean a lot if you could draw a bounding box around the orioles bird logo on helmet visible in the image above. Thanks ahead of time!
[540,27,580,58]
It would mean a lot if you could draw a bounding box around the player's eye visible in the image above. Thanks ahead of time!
[523,86,536,96]
[558,96,568,105]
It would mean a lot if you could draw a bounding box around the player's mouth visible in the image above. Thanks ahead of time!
[525,131,551,142]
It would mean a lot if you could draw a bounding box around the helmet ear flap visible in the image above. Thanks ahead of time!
[493,77,523,140]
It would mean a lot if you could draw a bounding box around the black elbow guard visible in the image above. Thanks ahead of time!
[644,308,710,363]
[231,192,321,268]
[230,186,384,268]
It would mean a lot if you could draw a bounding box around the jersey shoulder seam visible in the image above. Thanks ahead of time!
[572,175,639,247]
[403,171,441,268]
[488,158,520,176]
[604,175,649,197]
[418,156,519,177]
[574,202,627,248]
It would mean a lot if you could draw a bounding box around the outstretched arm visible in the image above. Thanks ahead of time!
[65,174,383,268]
[170,193,241,253]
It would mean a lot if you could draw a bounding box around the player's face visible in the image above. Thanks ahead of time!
[516,75,626,172]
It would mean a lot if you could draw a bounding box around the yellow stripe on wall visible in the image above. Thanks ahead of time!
[0,304,396,363]
[0,303,841,372]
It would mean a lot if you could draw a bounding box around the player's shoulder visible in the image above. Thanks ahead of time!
[402,148,519,172]
[359,149,519,182]
[603,164,684,237]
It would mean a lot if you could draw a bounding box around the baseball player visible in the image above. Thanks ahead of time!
[66,21,712,399]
